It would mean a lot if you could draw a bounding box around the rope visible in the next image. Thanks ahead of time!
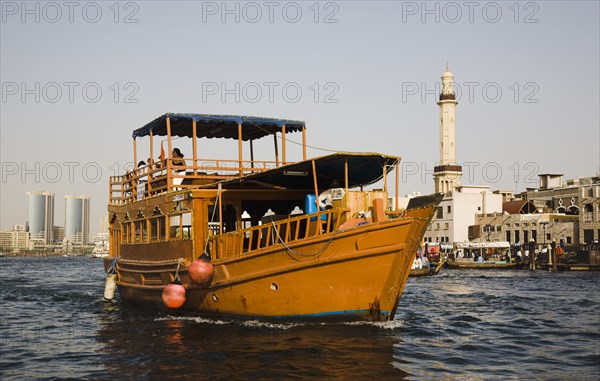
[107,256,120,275]
[174,258,183,282]
[248,121,344,154]
[270,220,341,259]
[202,185,221,258]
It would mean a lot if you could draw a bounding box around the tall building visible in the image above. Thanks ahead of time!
[26,191,54,245]
[64,195,90,245]
[425,67,502,244]
[433,65,462,194]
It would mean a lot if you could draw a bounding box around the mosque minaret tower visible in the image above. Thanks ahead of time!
[433,65,462,193]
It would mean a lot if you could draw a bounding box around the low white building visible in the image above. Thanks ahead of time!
[423,185,503,244]
[0,228,30,251]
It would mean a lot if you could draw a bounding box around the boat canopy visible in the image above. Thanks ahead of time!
[132,113,305,141]
[204,152,400,190]
[454,241,510,249]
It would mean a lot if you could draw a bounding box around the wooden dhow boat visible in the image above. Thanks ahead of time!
[104,113,442,321]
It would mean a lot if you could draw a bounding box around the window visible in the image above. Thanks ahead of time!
[134,219,147,243]
[447,205,452,214]
[122,220,131,243]
[444,223,449,230]
[436,223,440,230]
[150,216,166,241]
[436,207,443,219]
[496,225,501,232]
[566,236,572,244]
[170,212,192,240]
[515,230,520,243]
[506,231,511,242]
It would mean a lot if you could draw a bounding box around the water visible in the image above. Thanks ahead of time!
[1,257,599,380]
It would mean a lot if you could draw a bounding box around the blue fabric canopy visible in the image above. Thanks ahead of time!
[132,113,305,141]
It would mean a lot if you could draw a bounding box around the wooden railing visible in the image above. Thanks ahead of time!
[109,158,286,205]
[208,208,348,260]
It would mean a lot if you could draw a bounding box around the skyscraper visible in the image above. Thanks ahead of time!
[26,191,55,245]
[64,195,90,245]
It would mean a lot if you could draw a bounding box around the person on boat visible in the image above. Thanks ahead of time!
[318,179,341,210]
[135,160,148,199]
[477,254,485,263]
[171,148,186,189]
[422,254,430,268]
[412,257,422,270]
[137,161,147,180]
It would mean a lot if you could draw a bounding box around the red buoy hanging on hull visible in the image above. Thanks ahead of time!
[162,282,186,309]
[188,257,215,285]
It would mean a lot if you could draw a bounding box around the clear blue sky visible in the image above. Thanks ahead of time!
[1,1,599,233]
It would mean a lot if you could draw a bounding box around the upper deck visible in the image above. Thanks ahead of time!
[109,113,307,205]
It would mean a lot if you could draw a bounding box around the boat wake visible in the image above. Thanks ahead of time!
[156,315,408,330]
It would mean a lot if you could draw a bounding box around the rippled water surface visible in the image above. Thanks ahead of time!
[1,257,599,380]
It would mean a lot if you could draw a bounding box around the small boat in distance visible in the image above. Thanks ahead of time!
[445,241,517,269]
[91,240,109,258]
[104,113,442,321]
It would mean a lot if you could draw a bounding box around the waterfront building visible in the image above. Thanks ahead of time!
[470,209,579,247]
[26,191,54,245]
[516,174,600,244]
[0,227,30,251]
[424,185,502,243]
[64,195,90,245]
[53,226,64,243]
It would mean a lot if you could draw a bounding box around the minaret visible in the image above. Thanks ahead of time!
[433,65,462,193]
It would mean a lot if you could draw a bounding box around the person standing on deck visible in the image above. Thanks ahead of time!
[171,148,186,190]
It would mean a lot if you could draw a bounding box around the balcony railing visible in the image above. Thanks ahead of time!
[109,157,287,205]
[208,208,347,260]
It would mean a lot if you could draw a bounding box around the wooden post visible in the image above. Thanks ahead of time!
[529,240,536,271]
[311,160,320,235]
[166,117,173,160]
[302,127,307,160]
[250,140,255,169]
[133,138,137,168]
[166,117,172,190]
[149,131,154,163]
[383,165,387,192]
[344,159,349,191]
[273,133,279,166]
[238,123,243,176]
[281,124,287,165]
[192,120,197,175]
[551,240,557,271]
[218,183,223,236]
[395,161,400,211]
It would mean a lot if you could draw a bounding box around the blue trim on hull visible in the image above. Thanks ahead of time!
[275,309,392,319]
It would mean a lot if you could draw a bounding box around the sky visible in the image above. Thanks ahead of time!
[1,0,599,234]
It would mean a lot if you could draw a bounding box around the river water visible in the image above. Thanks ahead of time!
[0,257,598,380]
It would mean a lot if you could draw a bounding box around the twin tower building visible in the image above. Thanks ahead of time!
[26,192,90,246]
